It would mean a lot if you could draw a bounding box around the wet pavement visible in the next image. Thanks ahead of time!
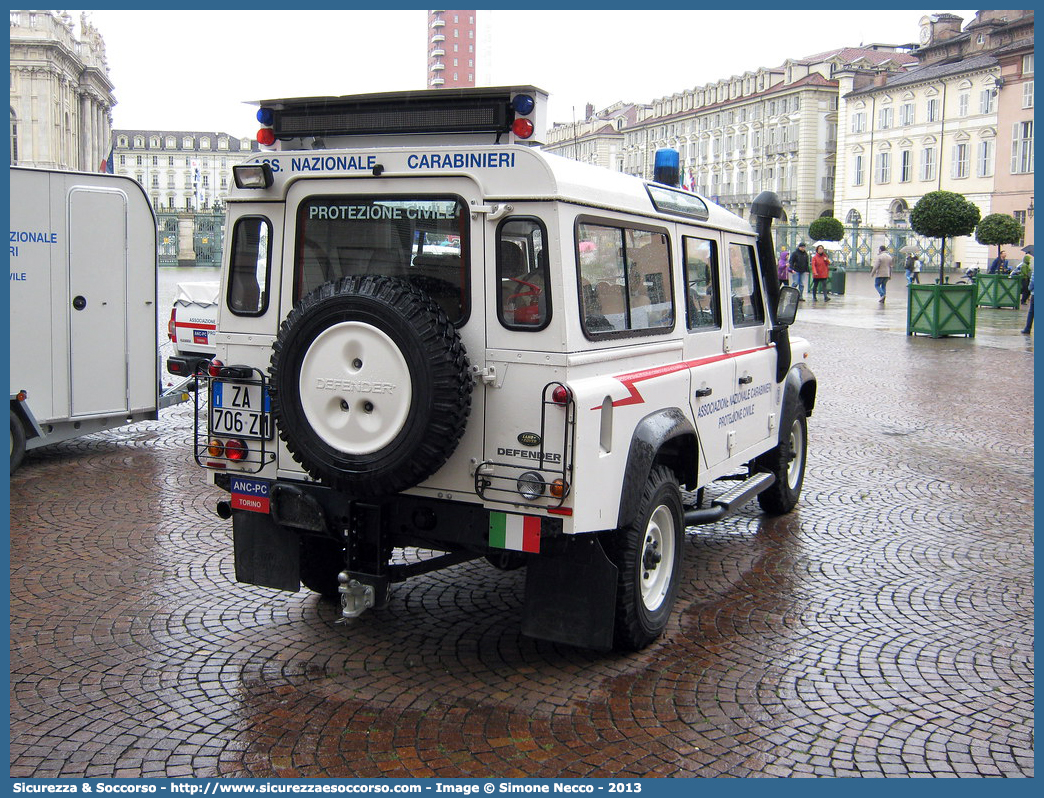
[9,273,1034,778]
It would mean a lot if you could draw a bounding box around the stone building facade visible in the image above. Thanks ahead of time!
[10,10,115,171]
[111,130,260,213]
[834,10,1034,268]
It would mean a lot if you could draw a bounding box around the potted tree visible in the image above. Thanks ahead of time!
[974,213,1025,309]
[808,216,845,295]
[907,191,981,338]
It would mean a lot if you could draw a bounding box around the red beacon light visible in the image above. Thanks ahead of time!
[511,118,535,139]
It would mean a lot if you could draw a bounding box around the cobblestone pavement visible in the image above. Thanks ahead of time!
[10,294,1034,778]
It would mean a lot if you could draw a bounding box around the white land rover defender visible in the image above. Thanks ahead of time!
[196,86,815,651]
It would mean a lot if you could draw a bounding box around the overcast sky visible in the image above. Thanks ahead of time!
[75,8,978,139]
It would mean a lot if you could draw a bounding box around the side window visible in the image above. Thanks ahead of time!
[727,243,765,327]
[497,218,550,330]
[577,222,674,338]
[227,217,271,316]
[683,236,721,330]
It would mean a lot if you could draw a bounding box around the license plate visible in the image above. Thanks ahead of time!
[210,380,272,440]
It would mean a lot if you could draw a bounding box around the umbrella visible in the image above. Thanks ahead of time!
[899,243,920,255]
[1022,244,1034,256]
[811,240,842,251]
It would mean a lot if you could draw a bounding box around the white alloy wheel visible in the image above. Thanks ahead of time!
[787,414,806,490]
[297,321,413,455]
[639,503,677,612]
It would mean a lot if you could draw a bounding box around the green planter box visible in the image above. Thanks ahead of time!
[907,283,976,338]
[975,273,1021,308]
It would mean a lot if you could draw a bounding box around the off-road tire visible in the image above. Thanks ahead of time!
[604,465,685,651]
[270,275,472,498]
[755,393,807,515]
[10,409,26,474]
[299,534,344,601]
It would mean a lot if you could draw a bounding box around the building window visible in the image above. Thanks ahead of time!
[151,174,159,189]
[899,103,914,126]
[168,174,176,189]
[183,137,193,148]
[1023,54,1034,75]
[979,89,996,115]
[136,155,143,166]
[878,107,893,130]
[134,136,144,147]
[899,149,912,182]
[1011,121,1034,173]
[926,98,939,122]
[952,142,969,178]
[853,153,864,185]
[958,93,969,116]
[876,151,891,183]
[921,147,937,181]
[977,140,994,177]
[1023,81,1034,109]
[852,112,866,133]
[150,137,159,148]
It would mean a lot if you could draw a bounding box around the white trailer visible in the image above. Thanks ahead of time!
[9,167,159,472]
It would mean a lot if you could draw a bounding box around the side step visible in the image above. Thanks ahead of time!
[683,471,776,526]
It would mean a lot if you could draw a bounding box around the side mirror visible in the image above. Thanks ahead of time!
[776,285,799,326]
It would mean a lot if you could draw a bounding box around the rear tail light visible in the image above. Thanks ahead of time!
[168,307,177,342]
[224,439,248,462]
[550,479,567,499]
[551,385,571,405]
[208,359,224,377]
[207,439,224,458]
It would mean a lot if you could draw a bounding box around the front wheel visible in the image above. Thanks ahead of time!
[755,395,807,515]
[605,466,684,651]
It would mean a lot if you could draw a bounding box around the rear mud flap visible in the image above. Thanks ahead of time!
[522,535,618,651]
[232,509,301,592]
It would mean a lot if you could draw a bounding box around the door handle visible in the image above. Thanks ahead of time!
[694,387,713,398]
[738,375,753,385]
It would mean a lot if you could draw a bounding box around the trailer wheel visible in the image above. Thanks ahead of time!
[10,409,26,474]
[299,535,343,601]
[755,393,807,515]
[605,465,684,651]
[270,275,472,498]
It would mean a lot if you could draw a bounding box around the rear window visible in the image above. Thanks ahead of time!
[293,195,469,323]
[227,216,271,316]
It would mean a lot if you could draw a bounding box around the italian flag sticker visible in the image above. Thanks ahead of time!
[489,512,541,553]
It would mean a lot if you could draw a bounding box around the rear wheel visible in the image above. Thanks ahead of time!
[605,466,684,651]
[755,394,807,515]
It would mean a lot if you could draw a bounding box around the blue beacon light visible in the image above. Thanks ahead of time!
[511,94,536,115]
[256,107,274,126]
[653,148,680,187]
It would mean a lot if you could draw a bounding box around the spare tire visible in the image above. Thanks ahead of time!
[270,275,472,497]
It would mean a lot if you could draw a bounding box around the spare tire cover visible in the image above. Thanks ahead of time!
[270,275,472,497]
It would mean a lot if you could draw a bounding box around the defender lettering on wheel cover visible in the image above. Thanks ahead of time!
[269,275,472,497]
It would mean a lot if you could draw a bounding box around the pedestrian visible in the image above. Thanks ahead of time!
[870,244,893,303]
[777,246,792,284]
[989,250,1006,274]
[1018,254,1032,304]
[904,253,917,285]
[912,254,921,284]
[810,244,831,301]
[1021,268,1033,334]
[789,242,809,301]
